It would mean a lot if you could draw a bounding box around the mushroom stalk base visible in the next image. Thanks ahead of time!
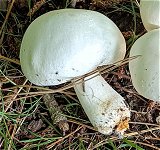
[73,74,130,135]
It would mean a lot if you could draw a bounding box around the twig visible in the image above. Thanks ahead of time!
[7,79,28,150]
[125,126,160,137]
[129,140,160,150]
[4,79,28,112]
[47,126,83,149]
[42,93,69,135]
[0,0,16,37]
[1,56,140,100]
[92,126,160,149]
[0,55,20,65]
[1,90,75,104]
[91,0,128,8]
[145,137,160,141]
[129,121,160,127]
[27,0,46,16]
[68,119,96,131]
[0,0,7,10]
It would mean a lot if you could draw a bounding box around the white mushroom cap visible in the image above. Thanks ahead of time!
[20,9,126,86]
[129,28,160,102]
[140,0,160,31]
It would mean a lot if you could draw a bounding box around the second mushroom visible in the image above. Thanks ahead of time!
[20,9,130,135]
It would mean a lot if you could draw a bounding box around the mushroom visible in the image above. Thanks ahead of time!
[129,28,160,102]
[140,0,160,31]
[20,9,130,135]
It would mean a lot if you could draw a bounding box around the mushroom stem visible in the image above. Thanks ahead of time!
[73,74,130,135]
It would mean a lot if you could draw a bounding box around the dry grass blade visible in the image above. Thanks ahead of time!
[72,55,140,84]
[125,126,160,137]
[27,0,46,16]
[92,126,160,148]
[4,79,28,112]
[145,137,160,141]
[47,126,83,149]
[0,0,7,10]
[0,0,16,36]
[129,121,160,127]
[2,90,75,100]
[91,0,128,8]
[7,79,28,150]
[68,119,96,131]
[1,55,140,101]
[0,55,20,65]
[129,140,160,150]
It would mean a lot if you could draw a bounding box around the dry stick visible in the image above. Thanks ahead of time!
[0,69,16,86]
[92,126,160,149]
[27,0,46,16]
[1,90,75,104]
[68,119,96,131]
[145,124,158,139]
[47,126,83,149]
[4,79,28,112]
[68,119,160,148]
[0,76,24,79]
[42,93,69,134]
[129,140,160,150]
[135,0,140,7]
[0,55,20,65]
[1,78,69,135]
[0,0,7,10]
[7,79,28,150]
[68,119,160,131]
[145,137,160,141]
[71,0,85,7]
[64,93,78,103]
[1,87,76,99]
[129,121,160,127]
[3,90,75,100]
[46,122,160,149]
[0,31,5,47]
[2,55,140,100]
[125,126,160,137]
[0,0,16,37]
[65,120,160,149]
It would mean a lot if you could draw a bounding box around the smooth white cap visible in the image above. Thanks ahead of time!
[20,9,126,86]
[129,29,160,102]
[140,0,160,31]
